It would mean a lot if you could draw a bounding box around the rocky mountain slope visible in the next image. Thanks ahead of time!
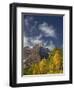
[23,44,50,68]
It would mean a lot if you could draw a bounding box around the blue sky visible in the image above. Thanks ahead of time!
[23,14,63,50]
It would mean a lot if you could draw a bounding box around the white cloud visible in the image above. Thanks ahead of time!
[46,41,55,51]
[23,36,28,47]
[24,35,55,51]
[29,34,43,45]
[35,34,42,40]
[24,20,56,49]
[30,39,42,45]
[30,21,38,32]
[44,41,48,46]
[24,34,43,47]
[24,16,34,27]
[38,22,56,37]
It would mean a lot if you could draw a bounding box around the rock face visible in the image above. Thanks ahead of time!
[23,44,50,68]
[23,45,41,68]
[23,46,32,60]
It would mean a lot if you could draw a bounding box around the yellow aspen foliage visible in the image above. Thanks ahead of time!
[48,64,54,73]
[53,50,62,71]
[32,63,40,74]
[23,48,63,75]
[38,58,48,74]
[49,64,54,70]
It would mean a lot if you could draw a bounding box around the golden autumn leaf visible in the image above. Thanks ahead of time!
[53,49,63,71]
[32,63,40,74]
[38,58,48,74]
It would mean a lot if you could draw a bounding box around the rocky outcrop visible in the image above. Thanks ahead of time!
[23,44,50,68]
